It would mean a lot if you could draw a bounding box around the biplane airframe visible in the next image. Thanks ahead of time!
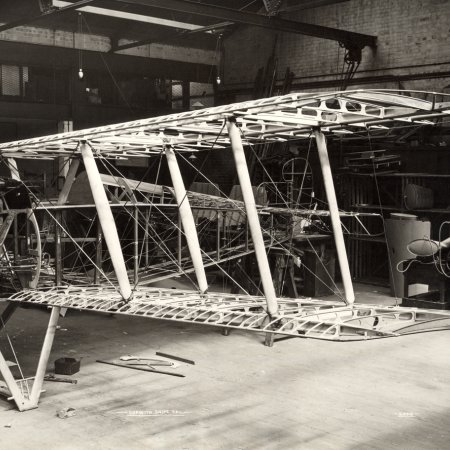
[0,89,450,411]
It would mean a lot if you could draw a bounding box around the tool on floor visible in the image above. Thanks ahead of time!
[96,360,185,377]
[155,352,195,365]
[119,355,174,366]
[44,374,78,384]
[56,407,76,419]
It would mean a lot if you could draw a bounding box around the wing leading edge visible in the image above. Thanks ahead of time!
[5,286,450,341]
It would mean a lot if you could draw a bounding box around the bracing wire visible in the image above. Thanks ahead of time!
[240,129,346,301]
[0,155,120,293]
[0,315,29,396]
[95,144,254,295]
[81,15,134,112]
[367,128,399,305]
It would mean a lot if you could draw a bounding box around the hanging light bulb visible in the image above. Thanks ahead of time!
[213,33,222,88]
[188,153,197,161]
[77,12,85,81]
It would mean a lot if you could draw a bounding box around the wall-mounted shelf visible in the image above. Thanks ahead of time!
[338,172,450,286]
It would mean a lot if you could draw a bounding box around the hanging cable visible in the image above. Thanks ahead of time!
[77,12,84,80]
[81,15,134,111]
[338,43,362,91]
[367,128,399,305]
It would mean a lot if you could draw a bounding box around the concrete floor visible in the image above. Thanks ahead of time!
[0,284,449,450]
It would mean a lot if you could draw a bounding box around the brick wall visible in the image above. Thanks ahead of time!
[223,0,450,94]
[0,24,216,66]
[223,24,277,94]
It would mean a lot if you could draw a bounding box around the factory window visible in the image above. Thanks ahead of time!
[0,65,21,96]
[190,82,214,109]
[171,81,214,110]
[171,80,183,109]
[22,66,29,93]
[0,64,69,103]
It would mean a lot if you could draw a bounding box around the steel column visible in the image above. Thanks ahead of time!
[165,146,208,293]
[227,118,278,316]
[314,130,355,305]
[80,142,132,300]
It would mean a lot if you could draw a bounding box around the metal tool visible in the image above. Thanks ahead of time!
[119,355,174,366]
[97,360,185,377]
[156,352,195,365]
[44,374,78,384]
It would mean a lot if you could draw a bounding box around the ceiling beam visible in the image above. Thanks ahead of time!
[280,0,351,13]
[53,0,201,30]
[111,21,232,52]
[0,0,98,33]
[108,0,377,48]
[0,39,213,82]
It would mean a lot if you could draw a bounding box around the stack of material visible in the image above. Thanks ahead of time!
[344,149,401,173]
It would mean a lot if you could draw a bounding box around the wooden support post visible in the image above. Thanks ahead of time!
[0,348,32,411]
[165,146,208,293]
[7,158,43,288]
[177,212,182,267]
[245,220,249,252]
[144,208,149,267]
[270,213,274,245]
[0,305,61,411]
[134,207,139,284]
[216,210,222,260]
[58,159,79,204]
[227,118,278,317]
[80,142,132,300]
[8,159,20,273]
[7,158,20,181]
[13,216,18,264]
[264,332,275,347]
[314,130,355,305]
[182,80,190,110]
[55,210,62,286]
[94,218,102,284]
[26,209,41,289]
[25,212,30,250]
[29,306,60,405]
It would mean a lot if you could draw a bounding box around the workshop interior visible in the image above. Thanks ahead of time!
[0,1,449,449]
